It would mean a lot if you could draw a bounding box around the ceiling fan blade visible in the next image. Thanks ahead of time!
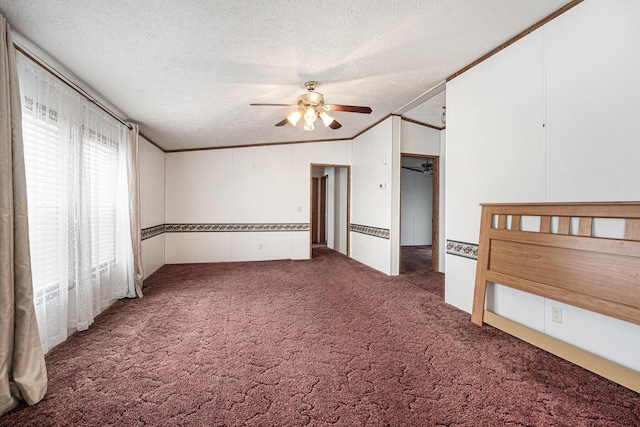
[275,118,289,127]
[326,104,372,114]
[329,120,342,129]
[250,103,297,107]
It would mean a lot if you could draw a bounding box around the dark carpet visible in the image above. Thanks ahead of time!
[400,245,433,274]
[3,248,639,426]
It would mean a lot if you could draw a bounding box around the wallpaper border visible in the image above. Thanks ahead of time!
[142,223,310,241]
[446,240,478,260]
[350,224,390,240]
[141,224,165,241]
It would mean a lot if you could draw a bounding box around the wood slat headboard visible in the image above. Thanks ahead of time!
[471,201,640,392]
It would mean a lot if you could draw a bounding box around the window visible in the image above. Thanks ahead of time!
[17,52,134,353]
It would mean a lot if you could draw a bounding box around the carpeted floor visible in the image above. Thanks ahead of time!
[400,245,432,274]
[3,248,639,426]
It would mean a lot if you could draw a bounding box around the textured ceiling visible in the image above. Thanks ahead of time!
[0,0,574,150]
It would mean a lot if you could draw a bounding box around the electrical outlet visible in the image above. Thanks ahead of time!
[552,306,562,324]
[258,243,263,250]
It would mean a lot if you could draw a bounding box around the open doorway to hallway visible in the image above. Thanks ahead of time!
[400,154,439,273]
[310,164,350,258]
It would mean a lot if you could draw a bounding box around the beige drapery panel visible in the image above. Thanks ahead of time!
[0,15,48,416]
[127,123,144,298]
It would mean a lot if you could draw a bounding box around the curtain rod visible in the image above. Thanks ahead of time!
[13,41,133,131]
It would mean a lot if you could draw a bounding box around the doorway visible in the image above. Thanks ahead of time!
[310,164,351,258]
[400,154,439,272]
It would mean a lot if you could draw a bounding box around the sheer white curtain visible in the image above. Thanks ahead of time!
[15,52,134,353]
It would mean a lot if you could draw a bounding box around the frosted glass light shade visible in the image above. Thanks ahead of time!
[303,107,317,131]
[319,112,334,127]
[287,111,302,126]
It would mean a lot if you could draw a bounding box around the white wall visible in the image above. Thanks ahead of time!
[401,158,433,246]
[324,167,348,255]
[140,136,166,279]
[325,167,335,248]
[165,140,351,263]
[333,167,348,255]
[445,0,640,371]
[350,117,396,274]
[401,120,440,154]
[439,130,446,273]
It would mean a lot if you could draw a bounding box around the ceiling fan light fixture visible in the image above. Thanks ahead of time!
[287,111,302,126]
[319,112,334,127]
[251,81,372,131]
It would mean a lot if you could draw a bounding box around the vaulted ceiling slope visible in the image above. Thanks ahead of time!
[0,1,574,151]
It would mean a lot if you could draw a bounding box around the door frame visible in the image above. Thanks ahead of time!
[399,153,439,271]
[309,164,351,258]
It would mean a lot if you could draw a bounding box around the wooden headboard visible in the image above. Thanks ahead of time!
[471,202,640,392]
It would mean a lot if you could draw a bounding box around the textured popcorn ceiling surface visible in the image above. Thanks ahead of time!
[0,1,573,150]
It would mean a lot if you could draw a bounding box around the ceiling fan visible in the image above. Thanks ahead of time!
[250,81,372,131]
[402,161,433,176]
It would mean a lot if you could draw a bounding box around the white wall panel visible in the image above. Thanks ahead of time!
[231,232,293,262]
[291,232,310,260]
[139,139,149,229]
[373,122,393,229]
[414,177,432,244]
[401,169,416,245]
[390,117,401,275]
[443,254,476,312]
[486,284,545,333]
[351,130,378,227]
[373,237,391,275]
[165,150,233,223]
[323,166,349,256]
[326,167,336,249]
[139,136,166,279]
[438,131,446,273]
[142,235,164,278]
[142,140,166,228]
[401,120,440,155]
[350,232,375,271]
[400,168,432,246]
[351,117,394,274]
[545,0,640,202]
[446,29,546,245]
[334,167,348,255]
[165,233,233,264]
[231,145,293,223]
